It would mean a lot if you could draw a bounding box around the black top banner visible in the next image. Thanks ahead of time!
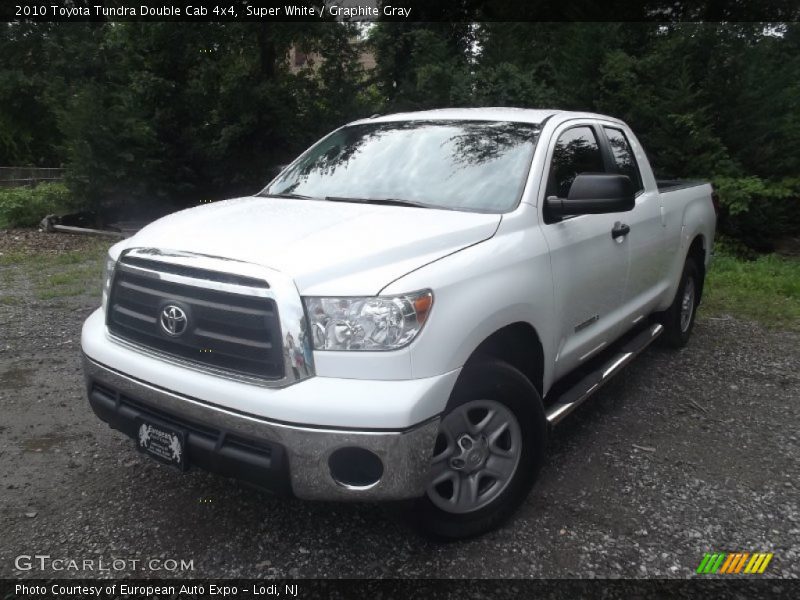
[3,0,800,23]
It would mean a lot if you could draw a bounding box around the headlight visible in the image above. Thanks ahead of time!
[303,290,433,351]
[101,254,116,312]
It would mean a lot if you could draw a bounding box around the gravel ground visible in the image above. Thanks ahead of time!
[0,228,113,256]
[0,231,798,579]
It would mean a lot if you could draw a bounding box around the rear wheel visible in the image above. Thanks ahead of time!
[657,256,701,348]
[413,359,546,540]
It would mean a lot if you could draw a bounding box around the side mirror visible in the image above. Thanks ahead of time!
[546,174,635,217]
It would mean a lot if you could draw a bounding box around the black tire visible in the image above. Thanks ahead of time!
[412,359,547,540]
[656,256,701,348]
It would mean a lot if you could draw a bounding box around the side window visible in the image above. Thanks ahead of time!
[603,127,644,193]
[547,126,605,198]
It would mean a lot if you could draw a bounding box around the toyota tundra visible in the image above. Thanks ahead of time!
[81,108,716,538]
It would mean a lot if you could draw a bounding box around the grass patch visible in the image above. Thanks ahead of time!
[701,252,800,331]
[49,245,108,266]
[36,286,89,300]
[0,295,21,305]
[34,262,103,300]
[0,252,35,267]
[0,241,109,302]
[45,265,101,287]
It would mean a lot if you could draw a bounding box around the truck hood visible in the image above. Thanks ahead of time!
[122,196,501,295]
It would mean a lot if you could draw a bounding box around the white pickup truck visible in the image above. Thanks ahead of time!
[81,108,716,538]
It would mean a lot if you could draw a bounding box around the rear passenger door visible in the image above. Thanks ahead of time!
[599,124,667,323]
[539,122,631,379]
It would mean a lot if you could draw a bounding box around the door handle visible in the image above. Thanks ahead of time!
[611,222,630,239]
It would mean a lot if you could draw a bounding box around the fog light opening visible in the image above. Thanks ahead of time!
[328,447,384,490]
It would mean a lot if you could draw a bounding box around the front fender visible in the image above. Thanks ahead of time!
[383,216,558,392]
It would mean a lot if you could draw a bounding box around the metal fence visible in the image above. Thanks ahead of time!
[0,166,65,188]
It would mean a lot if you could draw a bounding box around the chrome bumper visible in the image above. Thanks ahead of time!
[83,355,440,501]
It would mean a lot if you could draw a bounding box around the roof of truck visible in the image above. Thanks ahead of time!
[351,107,623,127]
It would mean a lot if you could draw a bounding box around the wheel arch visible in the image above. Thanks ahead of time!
[687,234,707,301]
[458,322,545,399]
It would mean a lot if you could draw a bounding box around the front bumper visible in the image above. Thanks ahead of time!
[82,308,458,429]
[83,356,440,501]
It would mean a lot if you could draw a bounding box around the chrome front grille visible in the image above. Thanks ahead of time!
[105,249,313,385]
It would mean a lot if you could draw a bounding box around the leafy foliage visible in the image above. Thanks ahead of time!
[0,21,798,248]
[370,22,800,250]
[713,177,800,251]
[0,183,74,228]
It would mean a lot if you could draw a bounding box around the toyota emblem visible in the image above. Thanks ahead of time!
[160,304,188,336]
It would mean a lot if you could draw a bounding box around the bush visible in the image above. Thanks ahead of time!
[713,176,800,252]
[0,183,75,228]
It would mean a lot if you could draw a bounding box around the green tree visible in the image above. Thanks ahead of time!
[369,23,473,111]
[2,20,798,249]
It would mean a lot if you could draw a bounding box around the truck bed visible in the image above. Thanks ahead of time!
[656,179,709,193]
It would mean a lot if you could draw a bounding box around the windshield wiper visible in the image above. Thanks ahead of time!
[261,192,319,200]
[324,196,434,209]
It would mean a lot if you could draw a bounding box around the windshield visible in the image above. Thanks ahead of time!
[260,120,541,213]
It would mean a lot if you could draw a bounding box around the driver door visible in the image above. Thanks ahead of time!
[539,123,631,380]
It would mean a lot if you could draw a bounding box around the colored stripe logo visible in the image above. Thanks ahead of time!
[696,552,773,574]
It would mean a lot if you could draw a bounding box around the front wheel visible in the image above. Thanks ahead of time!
[413,359,546,540]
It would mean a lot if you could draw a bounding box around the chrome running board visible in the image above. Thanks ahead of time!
[545,323,663,425]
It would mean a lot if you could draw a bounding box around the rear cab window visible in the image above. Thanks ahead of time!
[603,127,644,194]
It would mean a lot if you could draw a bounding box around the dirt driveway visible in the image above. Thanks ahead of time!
[1,230,798,579]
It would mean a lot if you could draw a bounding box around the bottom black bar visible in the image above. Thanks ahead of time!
[2,579,798,600]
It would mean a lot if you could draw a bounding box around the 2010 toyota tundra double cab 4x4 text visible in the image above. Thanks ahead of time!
[82,108,716,538]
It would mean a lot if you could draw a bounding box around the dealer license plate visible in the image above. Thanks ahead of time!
[135,418,186,471]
